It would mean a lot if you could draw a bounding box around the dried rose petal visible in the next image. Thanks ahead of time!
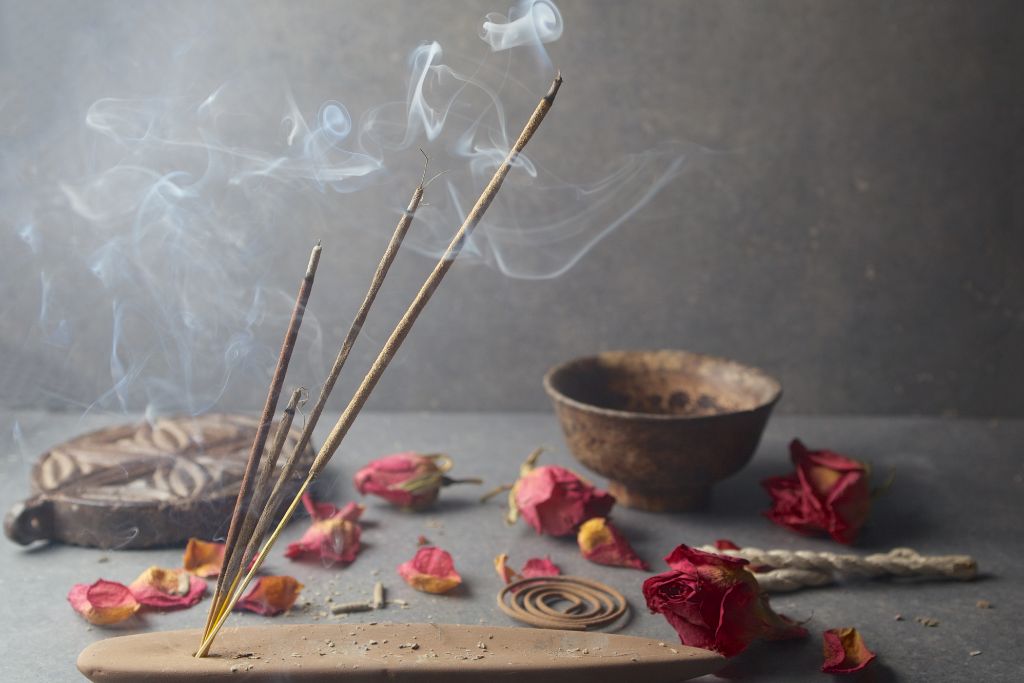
[494,553,561,584]
[577,518,648,570]
[715,539,741,551]
[68,579,140,625]
[234,576,303,616]
[513,465,615,536]
[822,627,877,674]
[285,496,364,565]
[398,547,462,594]
[128,566,206,610]
[182,538,226,578]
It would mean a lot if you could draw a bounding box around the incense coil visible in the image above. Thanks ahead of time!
[497,575,628,630]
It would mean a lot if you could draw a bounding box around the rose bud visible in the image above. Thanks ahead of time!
[761,439,871,544]
[485,448,615,537]
[644,544,807,657]
[577,517,648,570]
[354,452,481,510]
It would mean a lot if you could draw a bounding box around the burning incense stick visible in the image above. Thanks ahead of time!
[210,160,434,626]
[197,75,561,657]
[203,243,321,636]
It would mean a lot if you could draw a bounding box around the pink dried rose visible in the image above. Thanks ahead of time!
[398,546,462,594]
[492,448,615,536]
[762,439,872,544]
[234,576,303,616]
[68,579,140,626]
[577,517,649,570]
[822,627,877,674]
[182,538,226,578]
[354,452,481,510]
[284,493,364,565]
[644,544,807,657]
[494,553,561,584]
[128,566,206,610]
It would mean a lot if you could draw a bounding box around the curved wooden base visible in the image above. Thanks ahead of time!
[78,622,723,682]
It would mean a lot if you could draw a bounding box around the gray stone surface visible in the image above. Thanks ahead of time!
[0,411,1020,681]
[1,1,1022,417]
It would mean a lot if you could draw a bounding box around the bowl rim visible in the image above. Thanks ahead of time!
[542,349,783,422]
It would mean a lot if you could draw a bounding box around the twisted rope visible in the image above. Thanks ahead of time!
[696,546,978,593]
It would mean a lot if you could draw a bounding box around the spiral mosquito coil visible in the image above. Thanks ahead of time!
[497,575,629,630]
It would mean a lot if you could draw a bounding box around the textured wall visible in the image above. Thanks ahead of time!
[1,0,1021,417]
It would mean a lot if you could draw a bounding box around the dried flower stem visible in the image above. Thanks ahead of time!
[203,243,320,637]
[197,74,562,657]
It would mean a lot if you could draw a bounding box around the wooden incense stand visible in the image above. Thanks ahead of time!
[77,623,724,682]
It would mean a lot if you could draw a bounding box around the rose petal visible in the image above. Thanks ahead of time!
[182,538,226,578]
[715,539,741,551]
[822,627,877,674]
[521,556,561,578]
[398,547,462,594]
[577,518,649,570]
[234,576,303,616]
[285,516,362,565]
[128,566,206,609]
[68,579,140,625]
[494,553,517,583]
[302,491,339,521]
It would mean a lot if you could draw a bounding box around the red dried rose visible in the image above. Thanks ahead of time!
[715,539,741,551]
[398,546,462,594]
[495,449,614,536]
[577,517,648,570]
[234,576,303,616]
[761,439,871,544]
[128,566,206,610]
[644,544,807,657]
[822,627,876,674]
[494,553,561,584]
[182,538,226,578]
[354,452,480,510]
[284,494,364,565]
[68,579,140,626]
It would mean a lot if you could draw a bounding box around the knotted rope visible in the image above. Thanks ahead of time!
[696,546,978,593]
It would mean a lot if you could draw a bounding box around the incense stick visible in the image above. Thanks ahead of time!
[215,164,432,616]
[196,75,561,657]
[203,243,321,636]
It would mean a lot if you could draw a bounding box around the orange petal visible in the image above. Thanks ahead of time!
[68,579,140,625]
[577,517,648,570]
[398,547,462,594]
[494,553,518,583]
[822,627,877,674]
[182,538,226,578]
[129,566,206,610]
[234,576,303,616]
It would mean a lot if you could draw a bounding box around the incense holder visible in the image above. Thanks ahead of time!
[77,623,724,682]
[544,350,781,511]
[3,414,315,549]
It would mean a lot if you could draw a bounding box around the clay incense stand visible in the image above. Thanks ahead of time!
[77,623,724,682]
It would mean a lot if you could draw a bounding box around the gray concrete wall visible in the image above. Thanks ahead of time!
[1,0,1022,417]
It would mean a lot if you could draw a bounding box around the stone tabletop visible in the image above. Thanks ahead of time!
[1,411,1021,681]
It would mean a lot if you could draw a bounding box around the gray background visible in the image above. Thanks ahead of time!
[1,0,1022,420]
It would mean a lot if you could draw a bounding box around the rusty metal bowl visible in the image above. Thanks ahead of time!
[543,350,781,512]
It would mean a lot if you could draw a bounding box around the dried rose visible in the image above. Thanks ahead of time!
[644,544,807,657]
[577,517,648,570]
[234,576,303,616]
[822,627,877,674]
[68,579,140,626]
[182,538,226,578]
[762,439,871,544]
[354,452,481,510]
[284,494,364,565]
[128,566,206,610]
[494,553,561,584]
[715,539,741,551]
[491,448,615,536]
[398,546,462,594]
